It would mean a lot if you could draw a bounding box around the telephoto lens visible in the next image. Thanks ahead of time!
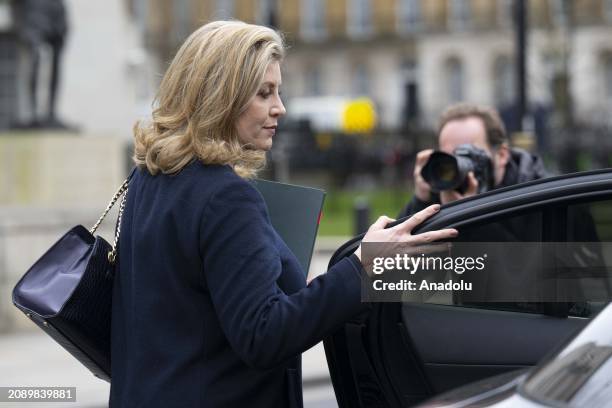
[421,144,493,194]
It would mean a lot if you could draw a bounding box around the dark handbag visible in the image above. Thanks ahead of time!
[12,172,132,382]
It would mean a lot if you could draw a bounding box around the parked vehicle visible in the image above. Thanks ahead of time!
[419,302,612,407]
[324,169,612,407]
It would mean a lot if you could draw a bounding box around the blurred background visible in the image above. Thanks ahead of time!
[0,0,611,406]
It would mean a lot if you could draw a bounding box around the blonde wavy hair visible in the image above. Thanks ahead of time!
[133,20,285,178]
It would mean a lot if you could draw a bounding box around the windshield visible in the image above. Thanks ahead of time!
[522,303,612,407]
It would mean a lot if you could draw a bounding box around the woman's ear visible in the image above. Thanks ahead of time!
[496,143,510,168]
[493,143,510,185]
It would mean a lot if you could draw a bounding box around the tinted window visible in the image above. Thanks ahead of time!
[416,197,612,317]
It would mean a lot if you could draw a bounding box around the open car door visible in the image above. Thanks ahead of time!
[324,169,612,407]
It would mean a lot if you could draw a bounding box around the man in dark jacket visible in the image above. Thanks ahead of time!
[399,103,547,218]
[400,103,602,315]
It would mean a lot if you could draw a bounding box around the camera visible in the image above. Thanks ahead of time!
[421,144,494,194]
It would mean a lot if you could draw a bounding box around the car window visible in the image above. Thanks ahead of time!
[571,199,612,242]
[566,199,612,316]
[415,196,612,318]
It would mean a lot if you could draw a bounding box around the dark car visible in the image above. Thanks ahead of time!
[324,169,612,407]
[418,302,612,407]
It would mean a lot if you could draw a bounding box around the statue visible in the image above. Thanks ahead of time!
[12,0,71,129]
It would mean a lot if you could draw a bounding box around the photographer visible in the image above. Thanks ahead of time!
[399,103,547,218]
[400,103,602,315]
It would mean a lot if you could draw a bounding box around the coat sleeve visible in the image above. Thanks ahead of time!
[199,178,370,369]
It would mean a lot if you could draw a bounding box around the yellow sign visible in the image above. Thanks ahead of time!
[341,98,377,134]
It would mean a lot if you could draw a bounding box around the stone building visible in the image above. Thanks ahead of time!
[130,0,612,135]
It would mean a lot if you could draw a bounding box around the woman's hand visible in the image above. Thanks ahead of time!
[353,204,458,267]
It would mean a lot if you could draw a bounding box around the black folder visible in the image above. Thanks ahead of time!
[253,179,325,275]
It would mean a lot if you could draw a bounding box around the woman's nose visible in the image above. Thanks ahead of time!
[271,97,286,117]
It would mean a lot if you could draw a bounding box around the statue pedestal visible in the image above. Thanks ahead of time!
[0,131,128,207]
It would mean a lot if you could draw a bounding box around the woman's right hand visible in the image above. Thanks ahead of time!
[353,204,458,267]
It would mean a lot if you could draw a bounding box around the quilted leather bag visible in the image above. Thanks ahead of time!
[12,171,133,382]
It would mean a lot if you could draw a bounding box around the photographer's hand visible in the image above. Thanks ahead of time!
[440,172,478,204]
[414,149,434,202]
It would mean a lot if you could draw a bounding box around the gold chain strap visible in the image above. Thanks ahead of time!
[89,176,131,265]
[107,188,128,264]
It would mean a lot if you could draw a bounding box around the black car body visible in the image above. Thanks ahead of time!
[324,169,612,407]
[419,301,612,407]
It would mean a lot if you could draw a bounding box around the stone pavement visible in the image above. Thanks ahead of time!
[0,331,337,407]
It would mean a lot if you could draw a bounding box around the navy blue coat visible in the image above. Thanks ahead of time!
[110,161,369,407]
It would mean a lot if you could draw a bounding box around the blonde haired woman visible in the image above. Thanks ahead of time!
[111,20,457,407]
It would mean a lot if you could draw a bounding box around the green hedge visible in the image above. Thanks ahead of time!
[318,189,412,236]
